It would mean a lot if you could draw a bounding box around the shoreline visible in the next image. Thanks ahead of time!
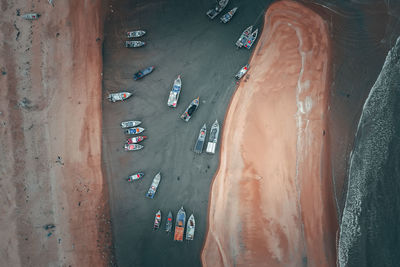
[202,1,337,266]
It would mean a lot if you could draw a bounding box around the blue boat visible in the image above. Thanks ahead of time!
[133,66,155,80]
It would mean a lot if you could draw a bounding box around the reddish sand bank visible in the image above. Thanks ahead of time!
[0,0,111,266]
[202,1,337,266]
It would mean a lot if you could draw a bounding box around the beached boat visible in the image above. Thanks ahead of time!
[121,120,141,128]
[165,211,173,233]
[108,92,132,102]
[127,172,144,182]
[124,144,143,151]
[153,210,162,230]
[174,207,186,241]
[194,123,207,153]
[235,64,249,80]
[167,75,182,108]
[125,40,146,48]
[236,25,253,48]
[206,120,220,154]
[127,30,146,38]
[22,13,40,20]
[126,136,147,144]
[133,66,155,80]
[220,7,237,23]
[146,172,161,199]
[206,0,229,19]
[181,97,199,122]
[244,29,259,49]
[186,214,195,240]
[125,127,145,135]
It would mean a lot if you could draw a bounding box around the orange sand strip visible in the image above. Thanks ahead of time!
[202,1,337,266]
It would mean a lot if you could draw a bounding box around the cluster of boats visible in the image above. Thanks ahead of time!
[153,207,195,241]
[194,120,220,154]
[120,120,146,151]
[125,30,146,48]
[206,0,237,23]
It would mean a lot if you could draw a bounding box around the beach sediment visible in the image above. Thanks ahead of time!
[202,1,337,266]
[0,0,111,266]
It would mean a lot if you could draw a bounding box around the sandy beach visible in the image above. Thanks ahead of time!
[202,1,337,266]
[0,0,111,266]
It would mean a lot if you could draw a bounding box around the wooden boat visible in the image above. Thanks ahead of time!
[127,172,144,182]
[146,172,161,199]
[174,207,186,241]
[125,127,145,135]
[186,214,195,240]
[153,210,161,230]
[124,144,143,151]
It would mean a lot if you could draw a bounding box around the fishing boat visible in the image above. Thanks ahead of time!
[125,127,145,135]
[236,25,253,48]
[153,210,161,230]
[206,0,229,19]
[167,75,182,108]
[194,123,207,153]
[244,29,258,49]
[125,40,146,48]
[220,7,237,23]
[186,214,195,240]
[174,207,186,241]
[146,172,161,199]
[124,144,143,151]
[108,92,132,102]
[22,13,40,20]
[126,136,147,144]
[127,30,146,38]
[206,120,220,154]
[133,66,155,80]
[121,120,141,128]
[127,172,144,182]
[235,64,249,80]
[181,97,199,122]
[165,211,173,233]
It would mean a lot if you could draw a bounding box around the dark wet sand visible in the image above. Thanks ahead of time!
[101,0,270,266]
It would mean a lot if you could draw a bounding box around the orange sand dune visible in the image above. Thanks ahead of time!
[202,1,337,266]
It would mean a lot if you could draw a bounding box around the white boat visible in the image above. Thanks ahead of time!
[146,172,161,199]
[127,172,144,182]
[125,40,146,48]
[121,120,141,128]
[108,92,132,102]
[124,144,143,151]
[206,0,229,19]
[127,30,146,38]
[186,214,195,240]
[236,25,253,48]
[244,29,258,49]
[220,7,237,23]
[206,120,220,154]
[22,13,40,20]
[167,75,182,108]
[235,64,249,80]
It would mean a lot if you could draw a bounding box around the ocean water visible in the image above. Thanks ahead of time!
[338,36,400,266]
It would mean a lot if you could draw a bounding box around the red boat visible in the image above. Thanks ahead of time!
[126,136,147,144]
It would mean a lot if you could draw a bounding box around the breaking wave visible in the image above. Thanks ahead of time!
[338,36,400,266]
